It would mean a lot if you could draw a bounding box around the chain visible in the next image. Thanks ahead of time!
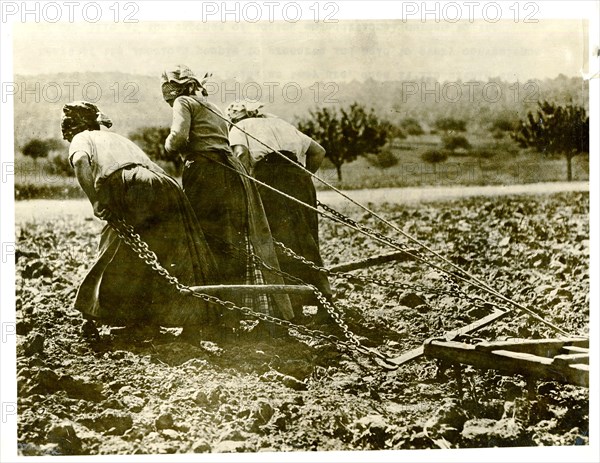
[107,216,397,368]
[440,273,497,310]
[274,238,509,312]
[317,201,410,251]
[215,233,365,351]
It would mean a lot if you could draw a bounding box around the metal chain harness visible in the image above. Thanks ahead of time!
[107,216,398,369]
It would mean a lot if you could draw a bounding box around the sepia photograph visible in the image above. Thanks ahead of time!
[1,1,598,462]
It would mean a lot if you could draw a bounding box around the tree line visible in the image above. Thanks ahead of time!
[21,100,589,182]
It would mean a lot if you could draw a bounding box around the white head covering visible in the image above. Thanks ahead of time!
[227,100,265,123]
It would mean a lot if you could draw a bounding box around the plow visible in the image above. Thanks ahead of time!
[110,211,589,389]
[191,250,589,388]
[105,102,589,391]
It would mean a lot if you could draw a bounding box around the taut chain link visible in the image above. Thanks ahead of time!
[274,236,503,311]
[107,216,397,368]
[275,239,464,299]
[317,201,410,251]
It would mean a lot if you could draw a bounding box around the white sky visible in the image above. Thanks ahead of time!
[13,18,589,83]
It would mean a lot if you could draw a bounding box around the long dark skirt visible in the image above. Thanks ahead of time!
[74,165,221,327]
[253,152,332,310]
[181,150,294,320]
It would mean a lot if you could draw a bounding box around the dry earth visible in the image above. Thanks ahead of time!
[15,190,589,455]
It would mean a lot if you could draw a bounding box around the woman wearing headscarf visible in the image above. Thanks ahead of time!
[62,101,221,341]
[161,65,294,328]
[227,101,332,321]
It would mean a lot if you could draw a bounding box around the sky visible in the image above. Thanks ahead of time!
[13,18,590,84]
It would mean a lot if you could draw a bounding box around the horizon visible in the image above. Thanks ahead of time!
[12,70,586,83]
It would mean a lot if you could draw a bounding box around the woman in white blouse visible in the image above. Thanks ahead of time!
[228,101,333,323]
[62,101,220,342]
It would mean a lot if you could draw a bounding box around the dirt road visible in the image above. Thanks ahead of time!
[14,181,589,225]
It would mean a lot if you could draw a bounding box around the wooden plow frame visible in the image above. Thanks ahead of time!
[423,337,589,388]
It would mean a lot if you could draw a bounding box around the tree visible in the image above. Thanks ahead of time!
[297,103,390,181]
[513,101,589,181]
[129,127,182,173]
[22,139,51,163]
[421,149,449,174]
[365,148,398,169]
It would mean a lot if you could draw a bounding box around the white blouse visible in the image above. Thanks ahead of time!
[229,117,312,165]
[69,130,164,189]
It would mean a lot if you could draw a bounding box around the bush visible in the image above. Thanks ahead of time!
[442,134,471,152]
[491,117,517,132]
[365,148,398,168]
[434,117,467,132]
[421,149,448,169]
[46,153,74,177]
[474,149,496,160]
[491,129,505,140]
[400,118,424,136]
[388,124,407,140]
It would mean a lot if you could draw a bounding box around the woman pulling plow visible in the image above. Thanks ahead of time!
[62,101,222,342]
[227,100,333,324]
[161,65,294,337]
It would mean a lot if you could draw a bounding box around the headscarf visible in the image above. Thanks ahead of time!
[227,100,265,124]
[61,101,112,141]
[161,64,211,101]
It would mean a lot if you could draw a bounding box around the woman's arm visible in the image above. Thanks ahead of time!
[304,140,326,173]
[165,97,192,154]
[72,154,108,219]
[232,144,254,174]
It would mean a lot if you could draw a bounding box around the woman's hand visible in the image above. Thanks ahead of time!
[305,140,326,173]
[232,145,255,175]
[93,201,110,220]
